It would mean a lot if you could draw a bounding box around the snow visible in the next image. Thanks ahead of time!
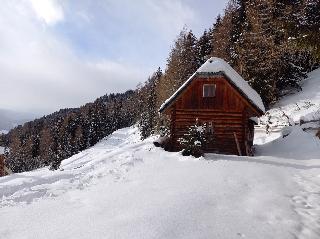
[1,68,320,239]
[266,68,320,124]
[0,146,4,154]
[194,140,201,145]
[0,124,319,238]
[0,130,8,135]
[160,57,265,113]
[256,67,320,147]
[196,125,204,132]
[258,68,320,142]
[256,126,320,160]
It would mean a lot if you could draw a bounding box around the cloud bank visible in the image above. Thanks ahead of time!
[30,0,64,25]
[0,0,227,114]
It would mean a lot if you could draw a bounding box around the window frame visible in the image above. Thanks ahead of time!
[203,84,216,98]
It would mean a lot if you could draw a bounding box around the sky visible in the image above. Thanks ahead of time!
[0,0,229,115]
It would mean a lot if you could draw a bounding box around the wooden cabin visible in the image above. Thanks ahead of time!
[159,57,265,156]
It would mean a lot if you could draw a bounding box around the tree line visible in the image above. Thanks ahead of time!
[1,0,319,172]
[1,92,138,172]
[140,0,319,139]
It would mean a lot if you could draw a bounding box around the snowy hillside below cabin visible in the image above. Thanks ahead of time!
[0,69,320,239]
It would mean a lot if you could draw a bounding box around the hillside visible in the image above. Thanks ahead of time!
[2,90,138,172]
[0,69,320,238]
[255,68,320,147]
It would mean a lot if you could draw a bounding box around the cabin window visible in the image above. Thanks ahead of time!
[203,84,216,97]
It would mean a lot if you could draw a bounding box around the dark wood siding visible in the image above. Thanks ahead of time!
[167,76,262,155]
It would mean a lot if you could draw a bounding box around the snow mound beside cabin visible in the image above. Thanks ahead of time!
[256,126,320,159]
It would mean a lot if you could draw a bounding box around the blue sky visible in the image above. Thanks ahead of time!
[0,0,228,114]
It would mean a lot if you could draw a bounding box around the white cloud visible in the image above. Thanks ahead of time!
[145,0,198,40]
[0,0,149,113]
[98,0,198,42]
[29,0,64,25]
[0,0,224,115]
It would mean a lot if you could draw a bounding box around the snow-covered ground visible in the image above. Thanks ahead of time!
[0,147,4,155]
[260,68,320,131]
[0,69,319,239]
[1,126,319,239]
[0,130,8,135]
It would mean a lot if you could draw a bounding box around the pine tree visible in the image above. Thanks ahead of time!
[234,0,276,104]
[197,28,214,65]
[162,29,199,99]
[178,119,208,158]
[155,29,200,138]
[211,10,234,63]
[138,68,162,139]
[298,0,320,65]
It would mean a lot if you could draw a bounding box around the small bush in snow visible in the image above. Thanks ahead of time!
[316,129,320,139]
[178,119,208,158]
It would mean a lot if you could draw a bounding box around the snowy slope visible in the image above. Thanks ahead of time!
[261,68,320,128]
[0,69,320,239]
[277,68,320,110]
[255,68,320,145]
[0,125,319,239]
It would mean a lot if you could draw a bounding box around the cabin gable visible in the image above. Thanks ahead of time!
[173,75,260,115]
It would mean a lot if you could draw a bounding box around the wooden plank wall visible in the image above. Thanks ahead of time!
[171,109,245,155]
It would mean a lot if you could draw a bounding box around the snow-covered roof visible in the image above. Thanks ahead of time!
[159,57,265,113]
